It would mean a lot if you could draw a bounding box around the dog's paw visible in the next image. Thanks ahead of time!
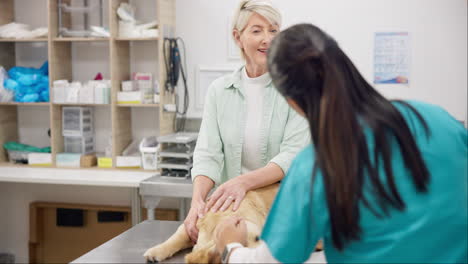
[143,245,171,263]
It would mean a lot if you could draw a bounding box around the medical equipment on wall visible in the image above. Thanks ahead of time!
[163,37,190,132]
[157,132,198,178]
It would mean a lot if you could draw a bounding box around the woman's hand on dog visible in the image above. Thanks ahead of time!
[205,177,248,213]
[184,199,206,243]
[215,217,247,254]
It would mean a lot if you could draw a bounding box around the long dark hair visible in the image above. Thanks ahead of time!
[268,24,431,250]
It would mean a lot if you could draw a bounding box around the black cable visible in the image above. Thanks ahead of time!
[162,37,190,132]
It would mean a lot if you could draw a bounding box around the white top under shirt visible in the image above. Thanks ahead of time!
[241,67,271,174]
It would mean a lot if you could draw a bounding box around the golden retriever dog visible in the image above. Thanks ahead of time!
[143,183,280,263]
[144,183,323,263]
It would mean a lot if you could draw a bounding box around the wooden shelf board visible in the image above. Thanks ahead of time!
[0,38,48,42]
[116,103,160,108]
[114,37,158,41]
[0,162,158,173]
[0,162,53,168]
[0,102,50,106]
[53,103,110,107]
[53,37,109,42]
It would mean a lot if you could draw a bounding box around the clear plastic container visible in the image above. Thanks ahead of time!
[59,28,91,38]
[139,136,159,170]
[62,107,93,137]
[59,3,97,13]
[64,136,95,154]
[157,132,198,144]
[7,150,30,164]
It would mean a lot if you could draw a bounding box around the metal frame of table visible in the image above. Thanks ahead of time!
[139,175,193,221]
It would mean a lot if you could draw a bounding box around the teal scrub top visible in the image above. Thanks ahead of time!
[261,101,468,263]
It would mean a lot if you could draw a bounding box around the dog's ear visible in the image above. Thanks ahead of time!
[207,249,221,264]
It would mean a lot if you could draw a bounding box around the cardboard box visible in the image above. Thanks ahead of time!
[80,154,97,168]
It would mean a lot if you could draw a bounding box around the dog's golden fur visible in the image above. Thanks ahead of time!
[143,183,322,263]
[143,183,279,263]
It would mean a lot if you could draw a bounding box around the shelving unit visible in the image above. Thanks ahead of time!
[0,0,50,164]
[0,0,176,171]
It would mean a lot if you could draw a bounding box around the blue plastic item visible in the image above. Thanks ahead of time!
[4,61,49,102]
[4,78,18,90]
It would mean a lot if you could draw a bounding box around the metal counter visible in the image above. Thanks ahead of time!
[72,220,189,263]
[139,175,193,198]
[140,175,193,220]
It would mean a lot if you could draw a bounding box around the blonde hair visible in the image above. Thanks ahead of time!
[232,0,282,58]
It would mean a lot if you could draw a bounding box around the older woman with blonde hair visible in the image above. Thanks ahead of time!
[185,0,309,244]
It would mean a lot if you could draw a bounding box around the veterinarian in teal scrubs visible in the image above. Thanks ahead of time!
[214,23,468,263]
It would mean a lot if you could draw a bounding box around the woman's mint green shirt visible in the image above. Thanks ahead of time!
[261,101,468,263]
[191,67,310,185]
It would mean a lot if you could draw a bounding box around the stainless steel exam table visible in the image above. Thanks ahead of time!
[72,220,189,263]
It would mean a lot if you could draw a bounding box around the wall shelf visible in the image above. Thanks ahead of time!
[116,103,160,108]
[52,37,110,42]
[53,103,110,107]
[0,0,176,170]
[0,102,50,106]
[0,38,48,42]
[114,37,158,42]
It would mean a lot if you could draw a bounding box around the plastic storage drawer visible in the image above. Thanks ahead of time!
[64,136,95,154]
[62,107,93,137]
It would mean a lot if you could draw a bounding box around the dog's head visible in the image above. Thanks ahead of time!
[187,236,261,264]
[185,247,220,264]
[185,219,263,263]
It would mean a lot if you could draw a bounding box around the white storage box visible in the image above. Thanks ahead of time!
[139,136,159,170]
[79,82,95,104]
[28,153,52,166]
[121,80,137,92]
[137,80,154,104]
[153,94,160,104]
[134,73,153,104]
[64,136,95,154]
[117,91,142,104]
[116,156,141,168]
[62,107,93,136]
[53,80,69,103]
[56,153,81,167]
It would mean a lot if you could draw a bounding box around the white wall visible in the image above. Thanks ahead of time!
[176,0,467,121]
